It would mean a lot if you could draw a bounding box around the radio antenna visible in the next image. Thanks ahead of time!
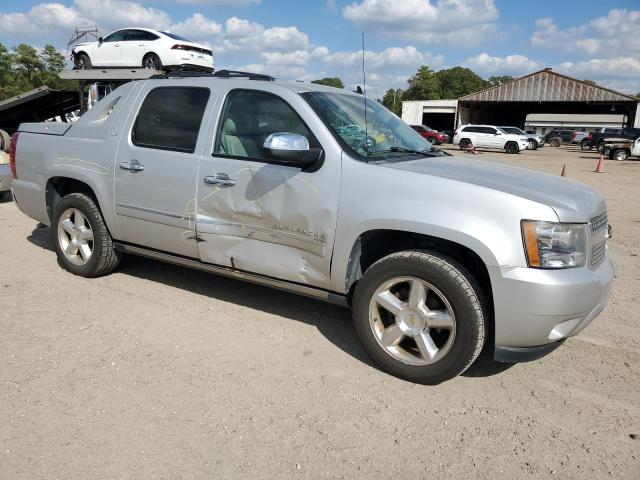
[361,32,368,144]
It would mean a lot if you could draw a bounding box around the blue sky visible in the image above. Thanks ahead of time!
[1,0,639,96]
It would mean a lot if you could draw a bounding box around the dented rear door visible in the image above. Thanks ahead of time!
[195,86,342,289]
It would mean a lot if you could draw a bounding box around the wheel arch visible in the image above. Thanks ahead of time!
[44,176,117,237]
[343,229,494,321]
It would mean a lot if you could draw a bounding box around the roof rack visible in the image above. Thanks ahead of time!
[150,69,275,82]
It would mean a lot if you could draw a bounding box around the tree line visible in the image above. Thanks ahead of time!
[312,67,515,115]
[0,43,74,101]
[313,67,640,115]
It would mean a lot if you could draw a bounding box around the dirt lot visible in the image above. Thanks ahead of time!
[1,145,639,479]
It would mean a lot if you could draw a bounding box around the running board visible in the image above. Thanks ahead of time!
[114,243,349,307]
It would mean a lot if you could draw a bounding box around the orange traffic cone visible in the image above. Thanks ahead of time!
[560,164,566,176]
[595,154,605,173]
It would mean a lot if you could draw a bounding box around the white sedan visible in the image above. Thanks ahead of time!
[72,28,214,72]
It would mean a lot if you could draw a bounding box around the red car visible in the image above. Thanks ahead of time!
[410,125,449,144]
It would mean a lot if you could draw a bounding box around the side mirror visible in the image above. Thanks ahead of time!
[263,132,321,166]
[98,37,104,44]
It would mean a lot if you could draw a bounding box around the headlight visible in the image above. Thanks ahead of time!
[521,220,588,268]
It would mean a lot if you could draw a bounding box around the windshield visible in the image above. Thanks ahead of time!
[302,92,438,160]
[161,31,191,41]
[500,127,525,135]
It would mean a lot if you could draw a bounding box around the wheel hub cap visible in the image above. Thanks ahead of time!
[368,276,456,366]
[397,308,425,336]
[57,208,94,266]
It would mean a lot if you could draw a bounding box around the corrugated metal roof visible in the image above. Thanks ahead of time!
[402,99,458,107]
[459,69,639,102]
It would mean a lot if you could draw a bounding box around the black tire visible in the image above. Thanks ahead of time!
[613,148,629,161]
[426,137,436,144]
[528,140,538,150]
[74,53,91,70]
[352,250,486,385]
[143,53,162,70]
[505,142,519,154]
[549,137,561,147]
[597,142,606,154]
[459,138,472,151]
[0,129,10,153]
[52,193,120,278]
[581,141,592,151]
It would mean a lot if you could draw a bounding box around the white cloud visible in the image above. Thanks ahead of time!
[326,0,337,11]
[465,52,541,76]
[261,50,311,66]
[0,3,88,37]
[554,57,640,94]
[322,46,442,70]
[530,9,640,56]
[74,0,172,31]
[169,0,259,4]
[342,0,499,44]
[169,13,223,39]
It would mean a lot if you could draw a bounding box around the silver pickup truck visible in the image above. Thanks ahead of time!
[10,72,613,384]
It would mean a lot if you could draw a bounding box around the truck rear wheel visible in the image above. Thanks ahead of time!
[352,250,486,384]
[52,193,120,278]
[613,148,629,161]
[549,137,561,147]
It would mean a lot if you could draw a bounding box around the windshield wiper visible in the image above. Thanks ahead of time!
[366,146,441,157]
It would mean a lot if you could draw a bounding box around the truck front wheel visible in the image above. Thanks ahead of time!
[613,148,630,161]
[52,193,121,278]
[352,251,486,384]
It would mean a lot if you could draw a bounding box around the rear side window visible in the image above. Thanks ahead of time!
[462,126,479,133]
[132,87,210,153]
[127,30,159,41]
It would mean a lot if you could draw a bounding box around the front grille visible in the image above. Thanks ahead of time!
[589,211,608,267]
[590,211,607,233]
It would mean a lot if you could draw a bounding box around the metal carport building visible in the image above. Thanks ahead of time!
[456,68,640,129]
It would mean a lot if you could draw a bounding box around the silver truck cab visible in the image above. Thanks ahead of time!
[11,71,613,384]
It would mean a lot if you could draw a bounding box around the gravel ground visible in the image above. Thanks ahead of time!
[1,145,639,479]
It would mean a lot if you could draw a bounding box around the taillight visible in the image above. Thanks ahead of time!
[571,132,577,139]
[9,132,19,179]
[171,44,212,55]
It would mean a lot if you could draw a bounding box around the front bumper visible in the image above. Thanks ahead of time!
[490,256,613,358]
[494,340,565,363]
[0,163,11,192]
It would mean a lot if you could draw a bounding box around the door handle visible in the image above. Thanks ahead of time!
[204,173,236,187]
[120,160,144,172]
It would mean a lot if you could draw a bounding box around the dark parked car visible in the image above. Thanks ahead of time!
[544,130,575,147]
[410,125,449,144]
[586,127,640,152]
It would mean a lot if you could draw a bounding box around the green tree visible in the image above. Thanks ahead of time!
[403,66,440,100]
[381,88,404,115]
[13,44,42,83]
[0,43,13,99]
[311,77,344,89]
[486,75,514,87]
[582,79,597,86]
[435,67,486,98]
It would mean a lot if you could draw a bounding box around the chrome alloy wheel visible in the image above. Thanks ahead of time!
[57,208,94,266]
[368,276,456,366]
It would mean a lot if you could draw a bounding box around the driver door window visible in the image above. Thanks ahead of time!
[214,89,317,162]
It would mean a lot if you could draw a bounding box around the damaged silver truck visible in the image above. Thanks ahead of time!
[9,71,613,384]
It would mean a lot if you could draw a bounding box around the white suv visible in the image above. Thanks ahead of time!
[453,125,529,154]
